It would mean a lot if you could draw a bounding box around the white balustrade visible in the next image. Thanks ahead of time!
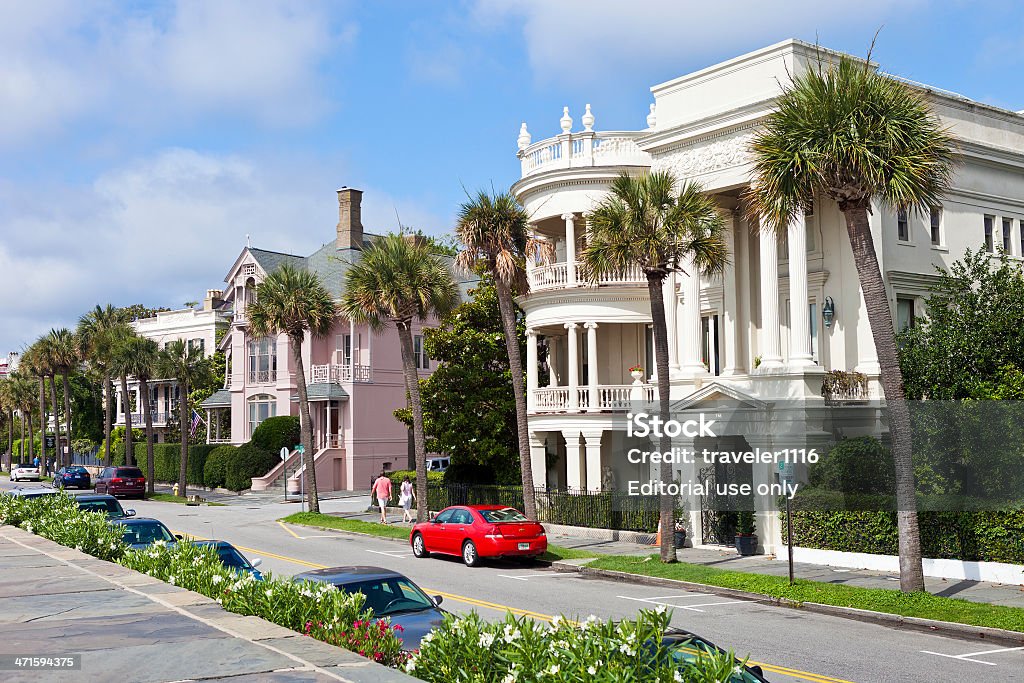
[519,131,651,177]
[527,262,645,292]
[531,384,656,413]
[534,387,570,412]
[310,363,374,384]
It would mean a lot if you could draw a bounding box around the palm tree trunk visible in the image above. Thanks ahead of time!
[177,381,189,498]
[140,378,155,495]
[62,373,73,464]
[494,278,537,520]
[120,374,134,466]
[843,205,924,593]
[38,377,47,476]
[49,376,62,470]
[6,410,12,471]
[27,410,34,461]
[19,410,25,461]
[647,273,677,563]
[103,373,113,463]
[291,335,320,513]
[397,322,429,523]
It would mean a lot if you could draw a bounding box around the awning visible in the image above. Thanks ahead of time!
[291,383,350,402]
[200,389,232,408]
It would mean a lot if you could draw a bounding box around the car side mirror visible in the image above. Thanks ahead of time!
[175,534,184,540]
[251,558,263,568]
[749,665,763,678]
[432,595,443,606]
[125,509,136,518]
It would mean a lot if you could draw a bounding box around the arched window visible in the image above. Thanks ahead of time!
[248,394,276,437]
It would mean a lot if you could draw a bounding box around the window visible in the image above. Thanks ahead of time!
[896,298,916,332]
[897,209,909,241]
[1020,220,1024,258]
[930,206,942,245]
[247,394,276,437]
[700,314,720,376]
[413,335,429,369]
[189,338,205,357]
[809,302,819,363]
[1003,218,1013,253]
[247,338,277,383]
[644,326,654,378]
[985,215,995,253]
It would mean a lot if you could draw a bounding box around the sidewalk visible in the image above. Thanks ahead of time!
[0,527,413,683]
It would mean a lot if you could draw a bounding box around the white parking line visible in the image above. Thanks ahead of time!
[618,594,747,612]
[497,572,579,581]
[920,645,1024,666]
[365,549,411,559]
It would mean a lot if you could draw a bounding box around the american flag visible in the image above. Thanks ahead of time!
[189,410,203,437]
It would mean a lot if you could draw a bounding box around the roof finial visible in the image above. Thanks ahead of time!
[246,234,251,248]
[560,106,572,134]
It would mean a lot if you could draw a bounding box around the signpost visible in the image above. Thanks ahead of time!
[778,461,796,585]
[295,445,305,513]
[280,447,289,502]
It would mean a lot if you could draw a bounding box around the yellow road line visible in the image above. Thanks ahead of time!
[173,530,855,683]
[277,521,304,539]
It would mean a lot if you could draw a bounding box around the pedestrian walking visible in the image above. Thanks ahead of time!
[372,472,392,524]
[399,476,416,523]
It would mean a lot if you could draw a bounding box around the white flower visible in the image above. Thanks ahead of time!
[168,576,176,585]
[501,675,514,683]
[547,664,559,675]
[265,590,273,598]
[211,575,223,585]
[588,666,597,675]
[421,632,434,645]
[673,670,683,682]
[478,632,495,647]
[655,605,668,614]
[550,615,563,628]
[405,657,417,673]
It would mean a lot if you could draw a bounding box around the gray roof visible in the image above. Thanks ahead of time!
[293,383,350,402]
[200,389,232,408]
[248,248,306,276]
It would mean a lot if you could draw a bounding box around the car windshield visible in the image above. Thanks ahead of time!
[68,467,87,474]
[665,638,760,683]
[120,522,173,546]
[479,508,529,523]
[79,499,126,518]
[214,546,251,569]
[339,577,435,616]
[117,468,144,478]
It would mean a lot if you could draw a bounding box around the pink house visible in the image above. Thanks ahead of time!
[201,188,470,492]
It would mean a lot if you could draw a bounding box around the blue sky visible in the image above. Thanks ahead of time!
[2,0,1023,352]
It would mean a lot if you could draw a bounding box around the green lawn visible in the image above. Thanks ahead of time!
[589,555,1024,633]
[282,512,597,562]
[145,492,226,506]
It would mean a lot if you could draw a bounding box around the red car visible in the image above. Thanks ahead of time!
[410,505,547,567]
[94,466,146,499]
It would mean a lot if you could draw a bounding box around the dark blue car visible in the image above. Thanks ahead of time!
[194,540,264,580]
[292,566,446,649]
[55,466,91,490]
[112,518,179,549]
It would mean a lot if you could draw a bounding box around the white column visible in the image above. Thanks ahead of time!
[327,400,333,447]
[722,212,740,375]
[529,433,548,489]
[526,329,538,413]
[547,336,559,387]
[563,430,584,490]
[855,285,881,374]
[680,256,707,376]
[788,214,814,368]
[584,322,599,412]
[583,430,603,492]
[565,323,579,411]
[563,213,577,287]
[758,224,784,369]
[664,272,680,373]
[206,410,211,444]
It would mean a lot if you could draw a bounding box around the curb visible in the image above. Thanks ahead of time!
[552,562,1024,646]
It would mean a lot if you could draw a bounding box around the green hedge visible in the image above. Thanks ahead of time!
[225,444,278,491]
[203,446,237,489]
[133,443,217,487]
[250,416,300,455]
[385,470,444,504]
[785,491,1024,564]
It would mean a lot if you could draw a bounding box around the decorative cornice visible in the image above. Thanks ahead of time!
[652,128,757,179]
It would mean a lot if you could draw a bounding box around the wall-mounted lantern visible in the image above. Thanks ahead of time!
[822,296,836,328]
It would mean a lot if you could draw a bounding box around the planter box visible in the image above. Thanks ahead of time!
[735,534,758,556]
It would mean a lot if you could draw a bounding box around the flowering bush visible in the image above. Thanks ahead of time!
[0,493,126,562]
[405,609,744,682]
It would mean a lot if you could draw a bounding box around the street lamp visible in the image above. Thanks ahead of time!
[822,296,836,328]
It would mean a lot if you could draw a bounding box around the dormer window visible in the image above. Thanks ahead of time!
[243,263,257,277]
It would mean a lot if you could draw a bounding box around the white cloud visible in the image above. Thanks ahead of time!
[0,0,353,144]
[473,0,924,86]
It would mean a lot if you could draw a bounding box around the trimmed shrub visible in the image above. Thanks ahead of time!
[385,470,444,505]
[133,442,219,486]
[250,416,300,455]
[203,446,237,489]
[225,443,278,491]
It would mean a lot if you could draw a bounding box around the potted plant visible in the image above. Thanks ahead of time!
[673,519,687,548]
[629,365,644,381]
[734,511,758,555]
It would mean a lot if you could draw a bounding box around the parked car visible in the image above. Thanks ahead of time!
[3,487,59,499]
[426,457,450,473]
[94,466,146,498]
[193,540,263,580]
[660,629,769,682]
[54,466,91,490]
[74,493,134,520]
[112,518,179,549]
[410,505,547,567]
[293,566,446,649]
[9,463,41,482]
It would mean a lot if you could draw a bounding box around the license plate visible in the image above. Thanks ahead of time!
[518,542,530,550]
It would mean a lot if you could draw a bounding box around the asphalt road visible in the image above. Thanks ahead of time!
[5,479,1024,682]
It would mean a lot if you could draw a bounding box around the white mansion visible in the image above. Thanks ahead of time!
[514,40,1024,553]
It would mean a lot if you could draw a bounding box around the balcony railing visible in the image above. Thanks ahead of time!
[248,370,277,384]
[519,131,651,178]
[310,363,373,384]
[532,384,656,414]
[115,411,170,425]
[527,262,646,292]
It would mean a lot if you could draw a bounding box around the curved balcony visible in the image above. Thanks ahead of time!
[518,131,651,179]
[527,261,646,292]
[532,384,656,414]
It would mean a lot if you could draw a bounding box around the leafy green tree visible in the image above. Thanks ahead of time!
[157,340,213,498]
[395,281,525,485]
[247,263,337,514]
[455,191,551,518]
[582,171,727,563]
[109,324,140,466]
[46,328,80,468]
[113,335,160,492]
[78,305,130,463]
[21,340,53,474]
[746,52,956,592]
[341,233,460,523]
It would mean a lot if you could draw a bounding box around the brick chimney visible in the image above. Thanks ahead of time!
[336,187,364,250]
[203,289,224,312]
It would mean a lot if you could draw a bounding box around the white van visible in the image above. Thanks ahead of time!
[426,457,450,473]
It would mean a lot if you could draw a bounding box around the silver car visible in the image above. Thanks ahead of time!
[10,463,41,482]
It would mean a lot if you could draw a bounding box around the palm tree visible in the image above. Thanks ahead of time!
[582,171,728,563]
[47,328,80,467]
[10,372,36,463]
[38,337,66,470]
[110,325,143,467]
[455,191,553,520]
[247,263,337,514]
[156,340,212,498]
[746,52,955,593]
[113,335,160,494]
[78,305,128,464]
[0,379,13,471]
[21,341,52,475]
[341,233,460,523]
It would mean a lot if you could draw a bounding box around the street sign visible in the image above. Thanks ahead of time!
[280,447,289,461]
[44,435,55,449]
[295,444,305,454]
[778,460,796,486]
